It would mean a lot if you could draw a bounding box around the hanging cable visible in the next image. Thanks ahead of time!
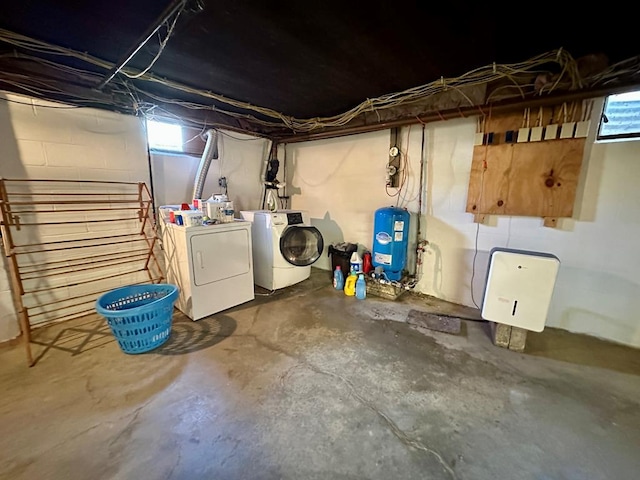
[0,29,609,133]
[413,122,427,284]
[469,105,492,310]
[122,6,184,79]
[97,0,188,88]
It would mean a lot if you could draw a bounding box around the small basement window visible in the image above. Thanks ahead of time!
[145,119,206,155]
[146,119,183,152]
[597,90,640,142]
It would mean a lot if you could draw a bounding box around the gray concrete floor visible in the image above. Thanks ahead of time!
[1,268,639,480]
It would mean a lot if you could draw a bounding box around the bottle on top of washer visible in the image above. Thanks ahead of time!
[350,251,363,274]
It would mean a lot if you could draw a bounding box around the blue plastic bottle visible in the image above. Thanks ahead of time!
[333,265,345,290]
[355,273,366,300]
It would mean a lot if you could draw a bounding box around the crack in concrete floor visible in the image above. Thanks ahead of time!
[2,269,639,480]
[242,332,457,479]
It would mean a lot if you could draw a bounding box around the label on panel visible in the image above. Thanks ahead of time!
[374,253,392,265]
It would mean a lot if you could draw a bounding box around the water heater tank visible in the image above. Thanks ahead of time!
[372,206,410,281]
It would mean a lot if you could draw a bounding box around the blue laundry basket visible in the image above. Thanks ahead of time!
[96,283,179,354]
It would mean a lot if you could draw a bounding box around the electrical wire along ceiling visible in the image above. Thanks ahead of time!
[1,0,639,139]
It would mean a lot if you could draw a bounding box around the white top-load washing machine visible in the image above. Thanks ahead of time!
[161,219,255,320]
[239,210,324,290]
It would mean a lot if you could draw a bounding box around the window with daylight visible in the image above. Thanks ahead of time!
[597,90,640,142]
[146,119,183,152]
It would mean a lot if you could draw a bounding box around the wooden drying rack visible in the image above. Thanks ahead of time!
[0,178,164,366]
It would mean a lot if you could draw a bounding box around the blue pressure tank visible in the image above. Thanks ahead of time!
[372,206,410,281]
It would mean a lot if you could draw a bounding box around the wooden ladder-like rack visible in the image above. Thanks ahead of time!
[0,178,164,366]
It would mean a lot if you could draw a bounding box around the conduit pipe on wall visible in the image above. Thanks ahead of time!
[413,123,428,283]
[193,129,218,200]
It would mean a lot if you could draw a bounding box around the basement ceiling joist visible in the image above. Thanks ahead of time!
[1,1,639,140]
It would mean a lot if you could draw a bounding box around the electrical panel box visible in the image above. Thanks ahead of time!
[481,248,560,332]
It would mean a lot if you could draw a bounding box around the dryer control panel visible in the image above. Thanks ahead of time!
[286,212,303,225]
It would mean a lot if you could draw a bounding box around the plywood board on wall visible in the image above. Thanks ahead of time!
[467,144,510,215]
[466,139,586,218]
[466,104,587,221]
[506,139,585,217]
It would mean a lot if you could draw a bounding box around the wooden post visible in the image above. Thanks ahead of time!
[0,179,33,365]
[137,182,144,222]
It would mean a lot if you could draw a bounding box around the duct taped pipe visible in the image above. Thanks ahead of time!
[193,129,218,200]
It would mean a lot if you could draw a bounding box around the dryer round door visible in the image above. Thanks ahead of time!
[279,226,324,266]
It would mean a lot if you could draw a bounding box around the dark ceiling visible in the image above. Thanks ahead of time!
[1,1,639,138]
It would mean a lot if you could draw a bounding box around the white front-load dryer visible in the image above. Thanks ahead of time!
[240,210,324,290]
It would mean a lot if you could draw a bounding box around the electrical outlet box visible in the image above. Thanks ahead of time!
[559,122,576,139]
[530,126,544,142]
[474,132,484,146]
[385,164,398,187]
[517,127,530,143]
[218,177,227,188]
[485,132,496,145]
[544,124,558,140]
[574,120,590,138]
[482,248,560,332]
[504,130,516,143]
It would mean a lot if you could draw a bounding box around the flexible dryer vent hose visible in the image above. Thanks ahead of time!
[193,129,218,200]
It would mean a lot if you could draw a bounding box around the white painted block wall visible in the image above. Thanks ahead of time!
[286,108,640,349]
[0,92,270,342]
[150,131,269,212]
[3,88,638,349]
[0,92,151,341]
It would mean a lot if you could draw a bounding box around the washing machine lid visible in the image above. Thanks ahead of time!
[279,225,324,266]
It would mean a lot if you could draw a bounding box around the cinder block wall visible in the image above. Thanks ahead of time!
[0,93,151,341]
[287,110,640,348]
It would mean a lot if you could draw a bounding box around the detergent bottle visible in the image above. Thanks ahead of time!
[355,273,367,300]
[362,251,373,274]
[333,265,344,290]
[344,272,357,296]
[350,251,363,274]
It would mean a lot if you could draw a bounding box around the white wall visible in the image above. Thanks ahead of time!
[286,104,640,348]
[0,92,270,342]
[286,129,422,272]
[150,131,270,213]
[0,92,151,341]
[3,88,638,349]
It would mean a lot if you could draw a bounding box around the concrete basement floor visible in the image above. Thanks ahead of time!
[1,268,639,480]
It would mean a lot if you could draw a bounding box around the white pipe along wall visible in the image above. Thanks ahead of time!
[285,103,640,349]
